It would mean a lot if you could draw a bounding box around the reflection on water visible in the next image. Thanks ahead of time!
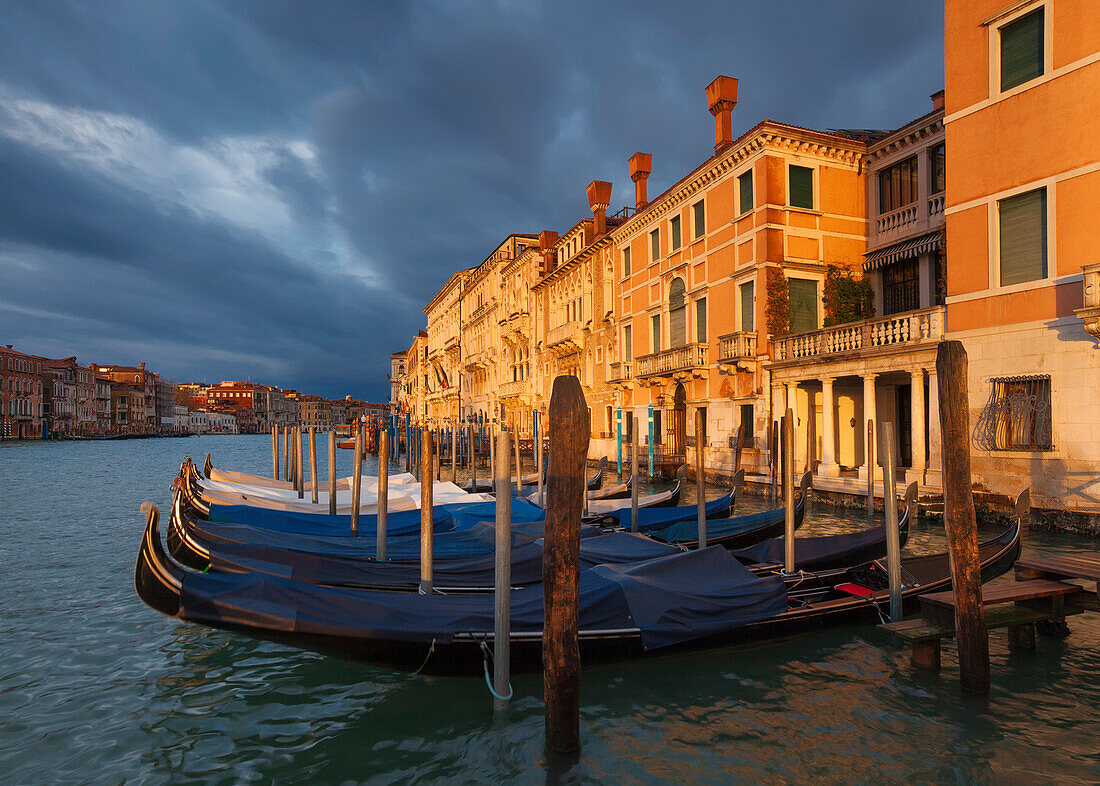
[1,436,1098,783]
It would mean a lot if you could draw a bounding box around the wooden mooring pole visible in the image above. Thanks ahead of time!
[327,430,337,515]
[630,415,639,533]
[377,430,389,560]
[469,425,477,492]
[350,429,363,537]
[271,426,278,479]
[282,426,289,482]
[308,427,318,504]
[783,410,795,573]
[536,410,545,508]
[493,429,512,712]
[695,408,707,549]
[515,421,524,495]
[420,429,434,593]
[937,340,989,693]
[866,419,875,515]
[881,421,903,622]
[451,423,458,485]
[770,421,778,503]
[296,428,304,499]
[543,375,587,757]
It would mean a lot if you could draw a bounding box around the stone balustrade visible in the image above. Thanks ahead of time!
[774,306,945,362]
[717,331,758,362]
[636,343,709,377]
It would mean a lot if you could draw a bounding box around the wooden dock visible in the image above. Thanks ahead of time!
[881,551,1100,673]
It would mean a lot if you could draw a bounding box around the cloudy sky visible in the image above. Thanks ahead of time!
[0,1,943,400]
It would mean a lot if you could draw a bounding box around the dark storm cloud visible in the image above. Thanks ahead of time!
[0,0,942,399]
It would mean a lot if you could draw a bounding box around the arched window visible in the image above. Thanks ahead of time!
[669,278,687,348]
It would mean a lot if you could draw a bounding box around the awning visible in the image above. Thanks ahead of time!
[863,230,942,271]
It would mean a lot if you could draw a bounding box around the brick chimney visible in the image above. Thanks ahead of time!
[538,230,559,276]
[706,75,739,154]
[139,362,146,371]
[586,180,613,235]
[629,153,652,209]
[930,89,945,112]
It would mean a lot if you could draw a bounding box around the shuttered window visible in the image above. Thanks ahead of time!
[651,314,661,352]
[622,247,631,277]
[1001,9,1044,91]
[695,298,707,343]
[789,278,818,334]
[740,282,754,332]
[693,201,705,238]
[650,229,660,261]
[739,171,753,214]
[999,188,1047,286]
[669,278,687,348]
[670,215,681,250]
[623,324,632,360]
[789,165,813,209]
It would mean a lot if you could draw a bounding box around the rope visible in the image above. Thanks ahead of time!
[479,640,513,701]
[410,638,436,676]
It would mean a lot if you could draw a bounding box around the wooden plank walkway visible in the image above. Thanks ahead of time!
[1016,552,1100,612]
[881,578,1085,670]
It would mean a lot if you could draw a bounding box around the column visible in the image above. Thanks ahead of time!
[819,377,839,477]
[926,369,942,487]
[785,381,799,469]
[859,373,877,480]
[909,368,926,483]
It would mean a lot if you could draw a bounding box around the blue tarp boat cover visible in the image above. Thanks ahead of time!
[206,531,683,588]
[598,490,733,529]
[180,546,788,650]
[645,506,784,545]
[729,522,887,568]
[206,498,547,537]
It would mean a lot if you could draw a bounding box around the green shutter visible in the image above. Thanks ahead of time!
[650,229,660,261]
[623,325,632,359]
[622,247,631,277]
[789,165,813,209]
[739,171,753,214]
[669,278,687,348]
[789,278,818,334]
[1001,9,1044,91]
[671,216,681,250]
[740,282,754,332]
[693,201,705,238]
[696,298,707,342]
[999,188,1047,286]
[651,314,661,351]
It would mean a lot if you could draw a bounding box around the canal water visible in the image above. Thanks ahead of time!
[2,435,1098,783]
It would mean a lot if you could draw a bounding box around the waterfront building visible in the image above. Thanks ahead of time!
[94,363,158,433]
[425,271,470,426]
[943,0,1100,513]
[0,344,45,440]
[42,358,80,438]
[401,330,429,423]
[389,351,406,411]
[496,241,542,438]
[294,394,331,431]
[94,375,112,434]
[155,379,179,433]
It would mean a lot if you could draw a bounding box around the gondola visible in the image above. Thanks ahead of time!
[136,502,1021,675]
[459,458,606,494]
[582,471,752,528]
[587,474,632,501]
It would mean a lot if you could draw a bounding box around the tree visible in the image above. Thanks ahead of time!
[822,264,875,327]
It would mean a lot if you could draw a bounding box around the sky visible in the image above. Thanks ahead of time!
[0,0,943,401]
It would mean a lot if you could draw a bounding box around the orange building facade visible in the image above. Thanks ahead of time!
[944,0,1100,512]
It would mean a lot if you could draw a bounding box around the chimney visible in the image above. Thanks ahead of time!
[538,230,559,276]
[706,75,739,154]
[586,180,612,235]
[629,153,652,209]
[930,89,945,112]
[139,362,146,371]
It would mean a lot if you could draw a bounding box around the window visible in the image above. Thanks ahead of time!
[668,279,687,348]
[693,200,705,238]
[670,215,681,251]
[999,188,1047,286]
[1001,8,1044,91]
[651,314,661,352]
[740,282,755,332]
[789,165,814,209]
[696,298,707,343]
[696,407,708,444]
[930,144,945,194]
[623,324,632,361]
[650,229,660,262]
[622,247,631,277]
[883,257,920,315]
[738,171,753,215]
[978,376,1052,451]
[788,278,819,334]
[879,156,919,214]
[738,404,755,448]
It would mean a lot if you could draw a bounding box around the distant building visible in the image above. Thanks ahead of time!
[389,351,407,410]
[0,344,45,439]
[94,363,158,434]
[295,394,331,430]
[94,375,112,434]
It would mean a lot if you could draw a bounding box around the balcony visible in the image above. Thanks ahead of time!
[876,204,919,235]
[927,193,945,219]
[499,379,529,400]
[1075,261,1100,343]
[546,320,584,356]
[717,331,758,371]
[635,343,709,381]
[607,361,634,390]
[772,306,945,364]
